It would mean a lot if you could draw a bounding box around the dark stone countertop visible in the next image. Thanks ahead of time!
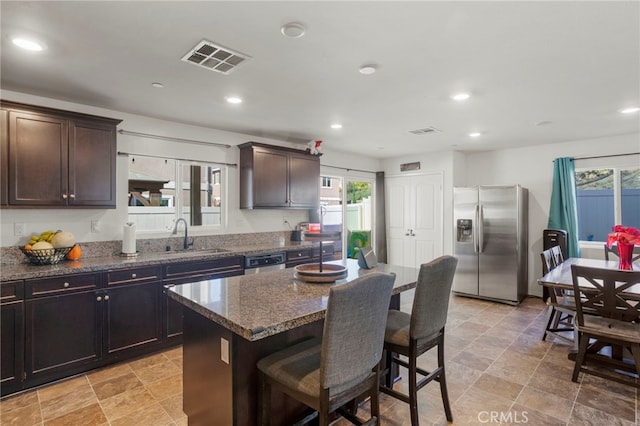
[167,259,419,341]
[0,241,318,281]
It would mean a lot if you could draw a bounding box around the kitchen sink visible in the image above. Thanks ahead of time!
[161,248,230,255]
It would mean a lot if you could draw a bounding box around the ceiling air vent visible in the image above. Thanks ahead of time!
[181,40,250,75]
[409,127,441,135]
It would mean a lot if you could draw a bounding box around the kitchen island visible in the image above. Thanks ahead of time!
[168,259,419,426]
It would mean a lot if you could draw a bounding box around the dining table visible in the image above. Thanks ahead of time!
[538,257,640,298]
[537,257,640,363]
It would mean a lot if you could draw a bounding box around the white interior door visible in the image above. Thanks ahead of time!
[386,173,443,268]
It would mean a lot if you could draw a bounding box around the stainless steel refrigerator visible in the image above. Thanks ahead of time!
[453,185,528,305]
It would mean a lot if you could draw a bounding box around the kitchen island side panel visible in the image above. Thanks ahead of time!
[183,307,324,426]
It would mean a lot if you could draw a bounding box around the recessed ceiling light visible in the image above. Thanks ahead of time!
[330,123,343,129]
[12,37,46,51]
[281,22,306,38]
[151,82,164,88]
[451,93,471,101]
[359,65,377,75]
[226,96,242,104]
[469,132,481,138]
[619,107,640,114]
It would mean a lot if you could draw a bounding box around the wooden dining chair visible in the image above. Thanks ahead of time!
[604,243,640,262]
[540,248,575,344]
[570,265,640,387]
[257,272,396,426]
[379,256,458,425]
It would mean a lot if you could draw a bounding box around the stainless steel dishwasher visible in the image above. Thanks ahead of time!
[243,252,286,274]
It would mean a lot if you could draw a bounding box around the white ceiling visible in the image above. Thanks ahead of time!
[1,1,639,159]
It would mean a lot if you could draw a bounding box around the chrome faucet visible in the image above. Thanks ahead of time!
[172,218,190,250]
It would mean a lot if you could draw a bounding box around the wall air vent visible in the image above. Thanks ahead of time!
[181,40,250,75]
[409,126,441,135]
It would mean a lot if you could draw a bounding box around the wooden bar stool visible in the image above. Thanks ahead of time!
[380,256,458,425]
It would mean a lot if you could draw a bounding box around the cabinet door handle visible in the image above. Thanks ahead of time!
[69,194,76,199]
[131,273,137,278]
[63,282,70,288]
[104,295,110,301]
[62,193,68,199]
[96,296,103,302]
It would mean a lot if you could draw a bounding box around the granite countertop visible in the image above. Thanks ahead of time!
[167,259,419,342]
[0,241,317,281]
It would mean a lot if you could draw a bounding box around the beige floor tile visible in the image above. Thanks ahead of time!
[87,362,133,386]
[37,375,91,403]
[127,352,170,371]
[515,386,574,422]
[100,387,157,421]
[0,390,39,413]
[39,385,98,421]
[109,402,174,426]
[451,350,494,372]
[91,371,144,401]
[43,402,107,426]
[133,359,181,385]
[159,393,188,422]
[569,401,636,426]
[145,372,183,400]
[0,401,42,426]
[6,296,640,425]
[575,380,636,423]
[472,373,523,401]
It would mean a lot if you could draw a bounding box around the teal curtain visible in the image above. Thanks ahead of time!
[548,157,580,257]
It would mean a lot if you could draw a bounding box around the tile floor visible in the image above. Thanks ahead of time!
[1,294,638,425]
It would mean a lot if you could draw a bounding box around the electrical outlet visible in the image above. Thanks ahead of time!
[283,216,288,224]
[14,223,26,236]
[91,220,101,233]
[220,338,229,364]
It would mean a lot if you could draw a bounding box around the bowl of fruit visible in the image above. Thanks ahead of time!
[21,231,77,265]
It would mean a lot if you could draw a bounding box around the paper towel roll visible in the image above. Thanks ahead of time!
[122,222,137,254]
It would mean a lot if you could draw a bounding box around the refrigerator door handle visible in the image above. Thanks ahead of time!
[478,204,484,253]
[474,205,480,253]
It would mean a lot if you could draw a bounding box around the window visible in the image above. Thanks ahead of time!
[321,176,332,188]
[576,166,640,241]
[128,155,224,231]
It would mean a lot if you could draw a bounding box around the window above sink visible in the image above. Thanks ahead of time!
[127,154,225,232]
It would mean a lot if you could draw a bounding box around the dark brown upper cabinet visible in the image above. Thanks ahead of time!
[0,101,121,208]
[239,142,320,209]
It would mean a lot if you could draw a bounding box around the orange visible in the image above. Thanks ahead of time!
[24,244,32,251]
[66,244,82,260]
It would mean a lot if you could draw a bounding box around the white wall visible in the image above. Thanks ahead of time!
[465,133,639,296]
[382,132,639,297]
[0,90,381,246]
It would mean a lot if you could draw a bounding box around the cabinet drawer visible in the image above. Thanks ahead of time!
[106,266,161,286]
[26,274,99,298]
[163,256,244,282]
[313,244,335,258]
[286,249,313,262]
[1,280,24,303]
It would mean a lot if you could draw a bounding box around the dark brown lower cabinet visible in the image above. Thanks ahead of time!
[2,257,244,397]
[163,286,184,344]
[104,282,162,359]
[1,291,24,395]
[162,255,244,344]
[25,290,102,386]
